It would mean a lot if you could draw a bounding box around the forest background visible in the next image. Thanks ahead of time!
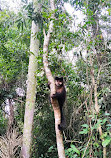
[0,0,111,157]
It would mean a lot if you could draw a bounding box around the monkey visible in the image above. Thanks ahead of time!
[48,77,66,131]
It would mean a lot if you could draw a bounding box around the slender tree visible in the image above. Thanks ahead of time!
[43,0,65,157]
[21,1,39,157]
[90,55,106,158]
[87,1,107,157]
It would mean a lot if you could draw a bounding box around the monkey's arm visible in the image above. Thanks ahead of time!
[51,90,66,99]
[51,92,61,99]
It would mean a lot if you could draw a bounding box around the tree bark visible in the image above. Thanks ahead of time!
[90,55,106,158]
[21,1,39,157]
[7,99,14,133]
[43,0,65,157]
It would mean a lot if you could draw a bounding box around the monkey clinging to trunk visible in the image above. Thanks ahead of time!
[48,77,66,131]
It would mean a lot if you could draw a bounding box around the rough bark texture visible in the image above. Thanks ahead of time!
[21,10,39,158]
[43,0,65,157]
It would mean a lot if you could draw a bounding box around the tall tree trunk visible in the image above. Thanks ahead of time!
[21,1,39,157]
[43,0,65,157]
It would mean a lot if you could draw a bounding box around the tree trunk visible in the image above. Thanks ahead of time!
[21,2,39,157]
[7,99,14,133]
[86,2,107,156]
[90,55,106,158]
[43,0,65,157]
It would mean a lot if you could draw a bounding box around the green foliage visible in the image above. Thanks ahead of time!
[0,9,29,137]
[0,0,111,157]
[65,144,80,158]
[102,135,111,147]
[79,124,89,134]
[0,10,29,81]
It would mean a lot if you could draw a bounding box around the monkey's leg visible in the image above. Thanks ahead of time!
[58,107,66,131]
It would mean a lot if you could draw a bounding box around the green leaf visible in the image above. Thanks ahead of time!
[71,145,80,155]
[102,132,107,138]
[81,124,89,128]
[73,154,78,158]
[68,148,72,152]
[107,8,111,15]
[102,137,111,147]
[106,124,111,127]
[79,128,88,134]
[102,118,107,124]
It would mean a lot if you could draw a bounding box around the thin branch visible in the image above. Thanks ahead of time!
[43,28,46,38]
[13,98,24,103]
[82,134,92,158]
[63,131,82,143]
